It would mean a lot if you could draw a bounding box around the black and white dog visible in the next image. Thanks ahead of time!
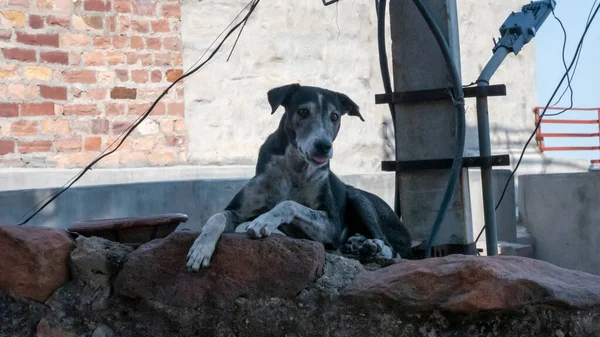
[186,84,411,271]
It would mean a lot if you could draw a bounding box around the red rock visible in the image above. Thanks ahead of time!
[343,254,600,313]
[0,226,75,302]
[114,232,325,308]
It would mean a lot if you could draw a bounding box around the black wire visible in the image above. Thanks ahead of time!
[14,0,261,226]
[544,10,574,118]
[476,3,600,244]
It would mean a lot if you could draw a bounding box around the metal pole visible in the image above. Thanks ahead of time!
[476,46,510,256]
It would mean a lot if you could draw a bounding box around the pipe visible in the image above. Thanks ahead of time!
[476,46,510,256]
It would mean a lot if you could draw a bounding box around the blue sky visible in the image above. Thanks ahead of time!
[535,0,600,160]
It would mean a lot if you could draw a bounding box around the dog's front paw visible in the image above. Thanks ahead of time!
[341,234,394,261]
[186,234,217,272]
[246,214,279,239]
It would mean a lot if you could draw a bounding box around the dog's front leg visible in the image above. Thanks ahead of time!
[246,200,335,243]
[186,211,233,272]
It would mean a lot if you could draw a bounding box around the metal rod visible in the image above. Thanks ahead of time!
[476,46,510,256]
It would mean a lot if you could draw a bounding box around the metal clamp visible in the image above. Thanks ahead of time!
[375,84,506,105]
[381,155,510,172]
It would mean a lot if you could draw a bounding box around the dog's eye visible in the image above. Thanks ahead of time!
[330,113,339,122]
[297,108,309,118]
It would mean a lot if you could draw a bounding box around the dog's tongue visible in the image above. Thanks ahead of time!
[313,157,328,164]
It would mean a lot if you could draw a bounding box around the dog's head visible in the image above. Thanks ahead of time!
[267,84,364,167]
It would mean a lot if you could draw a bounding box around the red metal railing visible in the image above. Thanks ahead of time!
[534,107,600,169]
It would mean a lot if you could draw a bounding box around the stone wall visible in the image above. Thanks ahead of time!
[0,0,187,168]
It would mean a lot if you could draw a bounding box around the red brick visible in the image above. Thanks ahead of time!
[139,54,152,66]
[166,69,183,83]
[84,0,110,11]
[129,102,165,116]
[83,51,105,66]
[39,85,67,100]
[130,35,144,49]
[73,15,104,30]
[41,119,69,134]
[9,0,30,7]
[113,35,128,48]
[173,53,182,66]
[0,103,19,117]
[59,33,90,47]
[55,136,82,152]
[107,15,117,33]
[106,51,126,66]
[149,151,175,166]
[84,136,102,151]
[63,70,96,83]
[105,103,126,116]
[2,48,36,62]
[167,103,184,116]
[18,140,51,154]
[162,3,180,18]
[62,104,100,116]
[47,15,69,27]
[132,136,157,151]
[22,102,55,116]
[114,0,131,13]
[12,121,38,136]
[92,119,109,134]
[86,88,107,100]
[154,53,171,67]
[151,70,162,83]
[162,37,181,51]
[151,19,170,33]
[131,20,149,33]
[110,87,136,99]
[112,121,132,134]
[16,32,59,47]
[29,15,44,29]
[115,69,129,82]
[0,140,15,155]
[40,51,68,64]
[146,37,161,50]
[131,70,148,83]
[93,35,111,49]
[126,52,137,65]
[0,30,12,41]
[132,1,156,15]
[117,15,130,31]
[165,136,185,147]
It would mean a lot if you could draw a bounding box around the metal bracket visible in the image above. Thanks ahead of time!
[375,84,506,105]
[411,242,478,259]
[381,154,510,172]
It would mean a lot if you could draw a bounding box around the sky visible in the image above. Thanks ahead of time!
[534,0,600,160]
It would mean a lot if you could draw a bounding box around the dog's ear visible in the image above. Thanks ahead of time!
[337,92,365,122]
[267,83,300,114]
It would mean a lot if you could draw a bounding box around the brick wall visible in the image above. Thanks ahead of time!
[0,0,187,168]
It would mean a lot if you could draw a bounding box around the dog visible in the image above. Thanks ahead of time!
[186,84,412,272]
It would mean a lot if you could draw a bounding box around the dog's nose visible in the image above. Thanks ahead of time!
[313,139,332,155]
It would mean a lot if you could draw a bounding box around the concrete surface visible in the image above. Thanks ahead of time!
[519,171,600,275]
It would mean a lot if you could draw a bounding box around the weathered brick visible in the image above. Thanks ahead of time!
[41,119,69,134]
[128,102,165,116]
[160,119,174,133]
[105,103,125,116]
[67,152,96,166]
[8,84,27,99]
[131,70,148,83]
[1,10,26,26]
[18,140,52,154]
[0,140,15,155]
[105,135,132,150]
[12,121,39,136]
[40,51,69,64]
[151,70,162,82]
[172,53,183,66]
[110,87,137,100]
[16,32,59,47]
[24,66,52,81]
[0,30,12,41]
[56,136,82,152]
[36,0,70,11]
[165,136,185,147]
[28,84,39,98]
[84,136,102,151]
[91,119,109,134]
[162,37,181,51]
[130,35,144,49]
[107,15,116,33]
[93,35,111,49]
[0,65,18,80]
[39,85,67,100]
[117,15,130,31]
[115,69,129,82]
[174,119,186,133]
[83,51,105,66]
[62,104,100,116]
[63,70,96,83]
[167,103,184,116]
[0,103,19,117]
[84,0,110,11]
[3,48,36,62]
[133,136,157,151]
[149,151,174,166]
[132,1,156,15]
[22,102,55,116]
[70,52,82,65]
[47,15,70,27]
[154,53,171,67]
[126,52,138,65]
[8,0,30,7]
[151,19,170,33]
[86,88,107,100]
[162,3,181,18]
[111,121,132,135]
[139,54,152,66]
[113,35,128,48]
[120,151,149,166]
[72,87,84,98]
[72,15,104,30]
[0,84,6,99]
[166,69,183,83]
[106,51,126,66]
[59,33,90,47]
[29,15,44,29]
[97,71,116,84]
[114,0,131,13]
[146,37,161,50]
[131,20,149,33]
